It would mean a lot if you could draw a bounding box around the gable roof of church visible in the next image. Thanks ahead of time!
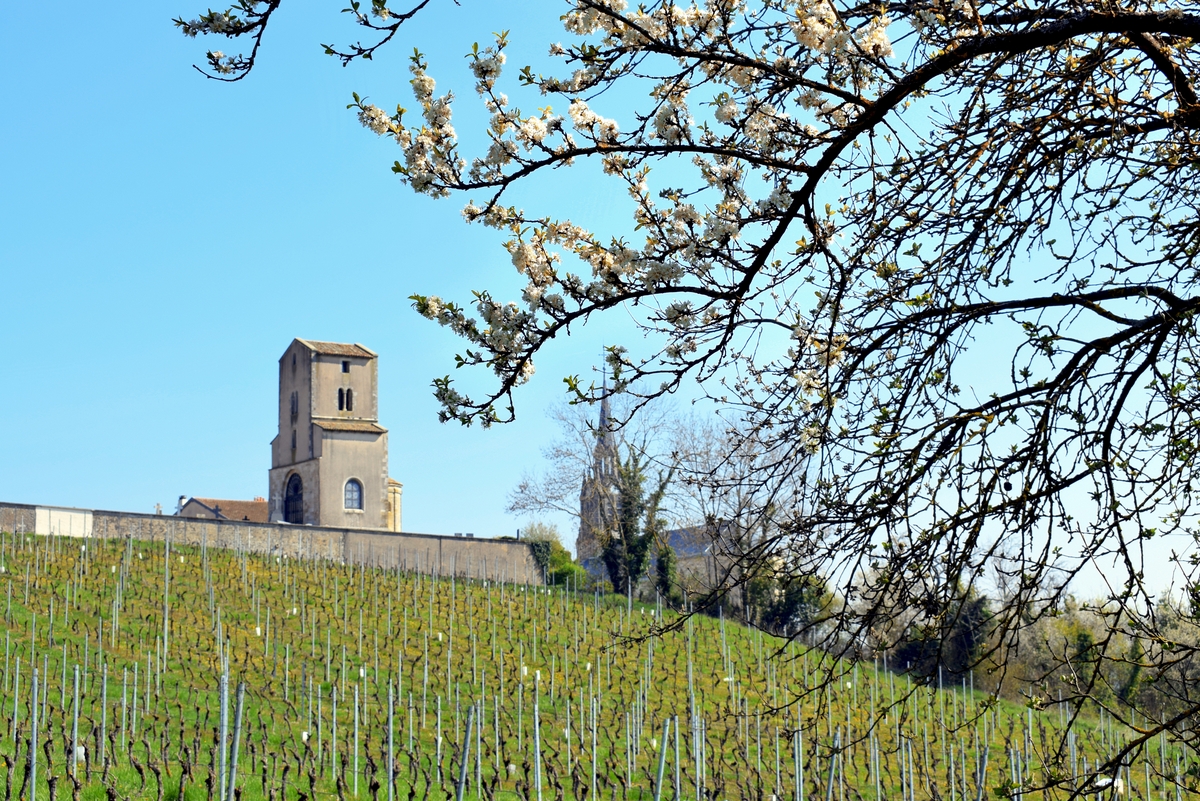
[296,339,377,358]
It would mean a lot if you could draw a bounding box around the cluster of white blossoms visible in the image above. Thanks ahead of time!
[695,156,745,194]
[857,16,894,58]
[470,104,564,181]
[563,0,629,36]
[798,88,855,129]
[790,325,849,369]
[664,337,700,359]
[207,50,236,75]
[508,238,561,310]
[414,291,537,388]
[786,323,849,420]
[757,185,794,213]
[704,200,743,242]
[477,298,532,355]
[789,0,847,54]
[603,2,724,46]
[568,100,620,144]
[477,139,520,178]
[517,116,549,146]
[793,367,823,398]
[420,296,445,320]
[653,102,690,144]
[714,97,739,123]
[800,423,824,455]
[912,0,978,39]
[811,333,849,367]
[646,79,693,145]
[541,65,607,94]
[576,242,641,285]
[743,103,785,147]
[469,46,507,93]
[712,90,790,145]
[179,10,233,37]
[460,201,523,232]
[663,301,696,328]
[432,379,469,421]
[412,70,435,101]
[787,0,893,63]
[361,53,464,198]
[370,0,392,20]
[672,203,703,234]
[358,104,393,136]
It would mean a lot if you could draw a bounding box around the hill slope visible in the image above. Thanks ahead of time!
[0,530,1184,801]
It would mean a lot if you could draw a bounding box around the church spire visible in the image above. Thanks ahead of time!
[576,355,620,575]
[598,370,612,449]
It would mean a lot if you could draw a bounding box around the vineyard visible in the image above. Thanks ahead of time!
[0,529,1191,801]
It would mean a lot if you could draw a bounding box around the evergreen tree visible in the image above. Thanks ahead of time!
[601,451,673,598]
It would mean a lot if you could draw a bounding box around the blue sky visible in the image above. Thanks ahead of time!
[0,1,628,542]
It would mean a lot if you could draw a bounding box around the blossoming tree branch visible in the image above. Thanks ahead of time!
[179,0,1200,754]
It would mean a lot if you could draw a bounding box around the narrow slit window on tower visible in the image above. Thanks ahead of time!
[346,389,354,411]
[338,387,345,411]
[342,360,350,373]
[290,429,296,450]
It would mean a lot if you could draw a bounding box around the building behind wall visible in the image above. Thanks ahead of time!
[267,339,402,531]
[178,496,269,523]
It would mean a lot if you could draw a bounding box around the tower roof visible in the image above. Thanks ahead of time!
[295,339,377,358]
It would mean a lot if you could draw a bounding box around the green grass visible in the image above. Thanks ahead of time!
[0,530,1189,801]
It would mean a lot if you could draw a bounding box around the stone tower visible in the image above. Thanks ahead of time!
[577,384,619,576]
[268,339,400,530]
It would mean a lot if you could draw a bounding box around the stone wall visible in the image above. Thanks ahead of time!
[0,501,541,584]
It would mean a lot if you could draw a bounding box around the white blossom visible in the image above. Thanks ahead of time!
[411,72,436,101]
[857,17,894,58]
[664,301,695,328]
[518,116,549,146]
[358,104,392,135]
[569,100,620,143]
[714,98,739,123]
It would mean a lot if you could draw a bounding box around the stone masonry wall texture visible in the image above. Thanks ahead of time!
[0,502,542,585]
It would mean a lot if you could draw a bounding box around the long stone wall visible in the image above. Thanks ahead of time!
[0,501,542,585]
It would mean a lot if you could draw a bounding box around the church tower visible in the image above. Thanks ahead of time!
[268,339,398,530]
[577,383,619,577]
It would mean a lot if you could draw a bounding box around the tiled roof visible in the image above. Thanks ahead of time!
[297,340,376,358]
[187,498,270,524]
[314,420,387,434]
[667,525,717,557]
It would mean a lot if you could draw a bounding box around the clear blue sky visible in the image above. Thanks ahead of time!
[0,1,628,542]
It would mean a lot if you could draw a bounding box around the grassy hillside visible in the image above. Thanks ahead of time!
[0,530,1189,801]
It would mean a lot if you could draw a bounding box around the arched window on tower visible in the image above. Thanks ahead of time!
[338,387,345,411]
[346,389,354,411]
[344,479,363,510]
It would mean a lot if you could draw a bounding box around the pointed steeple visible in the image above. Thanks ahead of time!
[577,356,621,576]
[598,371,613,451]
